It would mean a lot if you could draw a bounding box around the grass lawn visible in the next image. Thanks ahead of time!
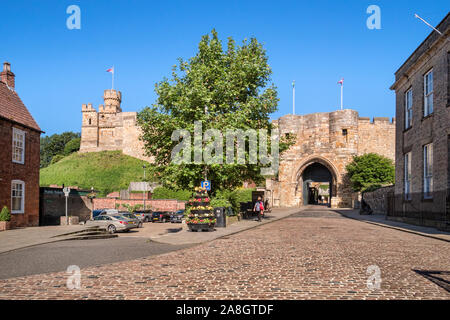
[40,151,155,196]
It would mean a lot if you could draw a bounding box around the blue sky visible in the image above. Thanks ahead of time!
[1,0,448,136]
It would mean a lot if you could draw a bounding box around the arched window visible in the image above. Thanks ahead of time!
[88,118,92,125]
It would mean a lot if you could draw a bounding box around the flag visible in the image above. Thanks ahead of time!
[338,78,344,85]
[106,67,114,73]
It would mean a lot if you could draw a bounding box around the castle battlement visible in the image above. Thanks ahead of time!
[82,103,96,112]
[358,117,396,125]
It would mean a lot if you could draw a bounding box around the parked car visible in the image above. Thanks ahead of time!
[100,210,141,229]
[170,210,185,223]
[151,211,172,223]
[118,212,143,228]
[134,209,153,222]
[92,209,104,218]
[86,215,137,234]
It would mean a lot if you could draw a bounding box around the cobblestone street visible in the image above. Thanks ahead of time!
[0,208,449,300]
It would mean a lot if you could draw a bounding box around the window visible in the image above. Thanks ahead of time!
[423,143,433,198]
[11,180,25,214]
[424,69,433,117]
[404,152,411,200]
[405,88,412,129]
[12,128,25,164]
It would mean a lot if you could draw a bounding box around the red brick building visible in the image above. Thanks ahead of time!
[0,62,43,228]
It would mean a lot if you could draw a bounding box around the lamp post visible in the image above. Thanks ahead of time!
[143,165,146,210]
[90,186,94,220]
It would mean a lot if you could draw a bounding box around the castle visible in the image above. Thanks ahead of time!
[266,109,395,208]
[79,89,153,162]
[79,90,396,209]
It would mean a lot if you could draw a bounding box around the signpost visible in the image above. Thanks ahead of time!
[201,180,211,191]
[63,187,70,225]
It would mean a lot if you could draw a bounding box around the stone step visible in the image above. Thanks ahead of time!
[58,234,118,241]
[51,226,107,238]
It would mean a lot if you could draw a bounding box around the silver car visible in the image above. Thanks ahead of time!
[100,211,142,229]
[117,212,143,228]
[86,215,137,234]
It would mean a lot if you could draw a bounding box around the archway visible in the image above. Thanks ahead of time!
[301,163,332,206]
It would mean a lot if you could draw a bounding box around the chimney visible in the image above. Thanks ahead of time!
[1,62,15,90]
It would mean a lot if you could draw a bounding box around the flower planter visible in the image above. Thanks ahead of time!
[190,209,210,215]
[188,223,215,232]
[0,221,11,231]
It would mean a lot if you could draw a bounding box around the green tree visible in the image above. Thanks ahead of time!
[63,137,81,155]
[345,153,395,192]
[138,30,294,192]
[40,131,80,168]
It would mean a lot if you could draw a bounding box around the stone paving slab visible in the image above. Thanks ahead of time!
[0,225,91,254]
[149,207,303,245]
[0,208,448,300]
[335,209,450,242]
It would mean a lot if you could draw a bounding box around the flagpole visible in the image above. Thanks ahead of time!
[112,65,114,90]
[341,82,343,110]
[292,80,295,115]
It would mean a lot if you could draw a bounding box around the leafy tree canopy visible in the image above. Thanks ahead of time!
[40,131,80,168]
[63,137,81,156]
[345,153,395,192]
[138,29,293,192]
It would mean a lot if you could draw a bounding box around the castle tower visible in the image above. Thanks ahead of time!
[80,103,99,151]
[100,89,122,113]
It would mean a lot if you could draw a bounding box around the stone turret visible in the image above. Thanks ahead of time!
[100,89,122,113]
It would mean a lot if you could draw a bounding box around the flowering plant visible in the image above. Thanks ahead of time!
[186,217,216,224]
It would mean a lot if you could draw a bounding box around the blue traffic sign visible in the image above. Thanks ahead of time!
[201,181,211,191]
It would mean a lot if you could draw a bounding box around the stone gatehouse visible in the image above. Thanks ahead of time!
[266,109,395,208]
[79,88,153,162]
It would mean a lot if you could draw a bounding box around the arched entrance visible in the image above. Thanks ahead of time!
[292,156,339,207]
[302,162,333,206]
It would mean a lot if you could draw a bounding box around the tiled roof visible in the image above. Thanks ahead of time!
[0,81,42,132]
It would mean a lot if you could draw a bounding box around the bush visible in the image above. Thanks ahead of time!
[346,153,395,192]
[50,154,65,165]
[152,187,191,201]
[213,188,254,213]
[210,198,232,208]
[0,206,11,222]
[63,138,81,155]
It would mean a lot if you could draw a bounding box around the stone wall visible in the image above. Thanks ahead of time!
[362,185,394,214]
[39,187,93,225]
[390,15,449,230]
[93,198,185,212]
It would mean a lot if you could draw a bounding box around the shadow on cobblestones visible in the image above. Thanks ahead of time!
[413,270,450,293]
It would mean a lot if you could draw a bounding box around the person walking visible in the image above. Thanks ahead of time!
[254,197,264,222]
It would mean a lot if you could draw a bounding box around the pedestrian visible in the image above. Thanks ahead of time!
[254,196,264,222]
